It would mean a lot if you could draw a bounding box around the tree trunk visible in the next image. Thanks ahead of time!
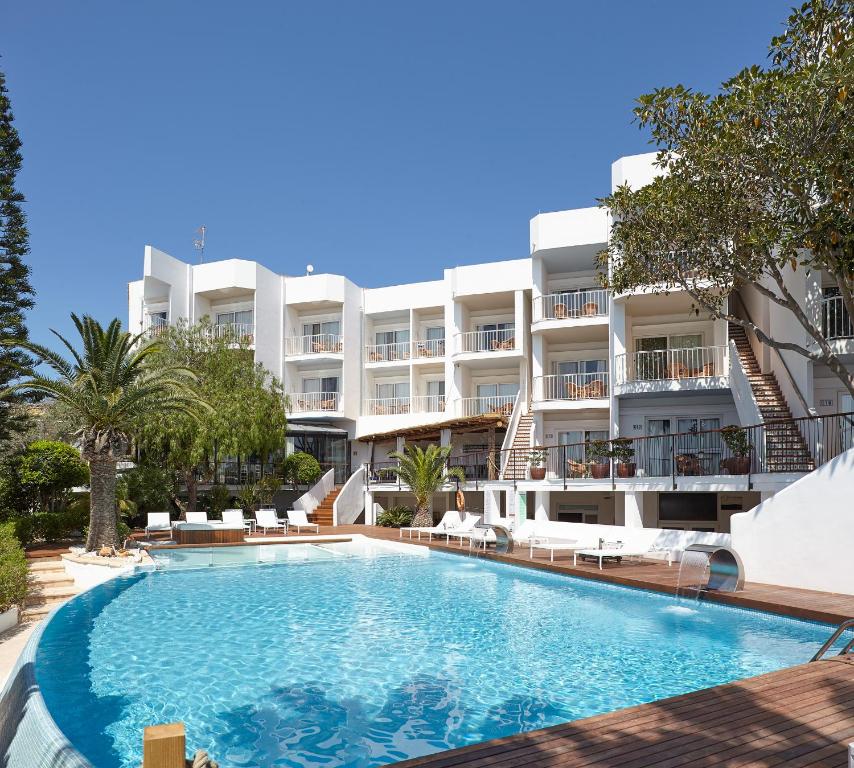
[85,457,118,550]
[184,470,198,516]
[411,500,433,528]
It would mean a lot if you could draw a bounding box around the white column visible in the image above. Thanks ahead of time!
[624,490,645,528]
[440,428,452,447]
[609,297,626,437]
[483,488,501,523]
[396,436,406,453]
[364,489,375,525]
[534,490,550,522]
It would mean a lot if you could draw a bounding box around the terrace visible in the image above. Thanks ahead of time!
[614,345,729,394]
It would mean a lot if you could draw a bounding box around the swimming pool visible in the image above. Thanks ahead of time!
[36,541,831,768]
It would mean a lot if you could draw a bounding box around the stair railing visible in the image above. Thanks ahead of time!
[499,391,526,480]
[810,618,854,662]
[292,468,335,518]
[332,466,365,526]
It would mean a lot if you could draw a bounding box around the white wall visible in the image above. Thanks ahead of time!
[730,447,854,595]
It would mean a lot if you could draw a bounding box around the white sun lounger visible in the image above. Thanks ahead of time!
[144,512,172,538]
[399,510,462,540]
[255,508,288,535]
[527,537,592,562]
[444,513,482,546]
[573,544,649,569]
[287,508,320,534]
[222,508,254,534]
[185,511,208,524]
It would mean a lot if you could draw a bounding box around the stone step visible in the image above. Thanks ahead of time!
[28,571,74,586]
[25,585,78,606]
[26,558,65,572]
[21,605,54,622]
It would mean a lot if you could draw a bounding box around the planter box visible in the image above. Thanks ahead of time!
[725,456,751,475]
[0,605,19,634]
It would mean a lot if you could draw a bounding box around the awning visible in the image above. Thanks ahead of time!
[287,422,349,436]
[357,414,508,443]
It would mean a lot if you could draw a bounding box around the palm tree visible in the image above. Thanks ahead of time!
[2,314,202,549]
[387,444,465,528]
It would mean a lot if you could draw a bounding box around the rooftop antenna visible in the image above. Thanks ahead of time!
[306,263,314,276]
[193,225,206,263]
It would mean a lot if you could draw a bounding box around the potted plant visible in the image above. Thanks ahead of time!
[528,449,548,480]
[610,438,637,478]
[586,439,611,479]
[721,425,752,474]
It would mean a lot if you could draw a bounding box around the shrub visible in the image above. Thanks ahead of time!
[376,505,414,528]
[122,463,172,514]
[257,474,280,507]
[204,484,231,516]
[281,452,323,487]
[0,523,27,613]
[0,440,88,516]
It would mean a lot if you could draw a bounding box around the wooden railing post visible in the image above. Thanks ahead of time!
[143,723,185,768]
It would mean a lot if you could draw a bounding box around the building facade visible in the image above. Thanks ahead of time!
[128,152,853,532]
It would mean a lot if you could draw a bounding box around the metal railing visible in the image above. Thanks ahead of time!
[411,395,446,413]
[207,322,255,344]
[284,333,343,356]
[810,618,854,662]
[144,320,169,338]
[458,395,516,417]
[534,372,609,401]
[363,411,854,490]
[364,397,411,415]
[822,295,853,340]
[615,345,728,384]
[366,341,411,362]
[456,327,516,354]
[290,391,341,412]
[534,289,608,321]
[411,338,446,358]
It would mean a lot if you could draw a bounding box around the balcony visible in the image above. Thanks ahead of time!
[614,346,728,395]
[455,327,517,355]
[284,333,343,356]
[411,394,446,414]
[365,341,411,363]
[533,289,608,322]
[822,295,853,340]
[364,397,411,416]
[207,322,255,345]
[411,338,446,360]
[144,320,169,338]
[533,372,609,408]
[290,391,340,413]
[458,395,515,418]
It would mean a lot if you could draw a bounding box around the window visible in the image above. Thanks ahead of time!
[476,383,519,398]
[476,322,514,350]
[303,376,339,394]
[425,326,444,341]
[375,329,409,346]
[645,417,722,476]
[553,359,607,376]
[303,320,340,337]
[556,505,598,524]
[558,429,608,464]
[149,311,167,323]
[216,309,254,327]
[426,380,445,397]
[376,381,409,400]
[659,492,718,522]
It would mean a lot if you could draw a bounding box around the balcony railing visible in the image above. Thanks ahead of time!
[534,289,608,321]
[411,395,446,413]
[290,391,340,413]
[284,333,343,356]
[366,341,411,362]
[534,372,609,401]
[615,346,727,384]
[207,322,255,344]
[822,295,853,340]
[458,395,516,417]
[456,327,517,354]
[412,338,446,358]
[144,321,169,338]
[366,411,852,489]
[364,397,411,415]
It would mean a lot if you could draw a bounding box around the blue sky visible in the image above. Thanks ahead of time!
[4,0,792,347]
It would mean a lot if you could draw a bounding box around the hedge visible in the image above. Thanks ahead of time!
[0,523,27,613]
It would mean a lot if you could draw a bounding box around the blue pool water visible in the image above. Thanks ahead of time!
[36,543,831,768]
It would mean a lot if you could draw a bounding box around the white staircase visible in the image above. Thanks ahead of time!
[501,412,533,480]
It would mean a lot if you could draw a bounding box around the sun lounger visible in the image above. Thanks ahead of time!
[399,510,462,540]
[444,513,482,546]
[222,508,254,534]
[286,508,320,534]
[527,536,592,562]
[255,508,288,535]
[145,512,172,538]
[573,542,650,569]
[186,511,208,524]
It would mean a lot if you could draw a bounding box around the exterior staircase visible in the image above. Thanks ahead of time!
[502,412,533,480]
[22,557,79,622]
[729,323,814,472]
[308,487,342,526]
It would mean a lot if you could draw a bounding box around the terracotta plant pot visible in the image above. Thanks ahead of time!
[726,456,751,475]
[590,463,610,479]
[530,467,546,480]
[616,462,636,478]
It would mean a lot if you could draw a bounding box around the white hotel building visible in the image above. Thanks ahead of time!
[128,152,853,539]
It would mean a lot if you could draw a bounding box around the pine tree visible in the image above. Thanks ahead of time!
[0,68,36,443]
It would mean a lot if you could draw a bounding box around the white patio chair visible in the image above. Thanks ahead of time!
[222,508,253,535]
[144,512,172,538]
[444,513,482,546]
[286,508,320,534]
[186,511,208,524]
[399,510,462,540]
[255,508,288,535]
